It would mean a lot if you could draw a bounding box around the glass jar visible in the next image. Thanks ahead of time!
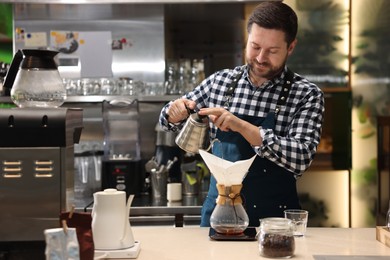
[258,217,295,258]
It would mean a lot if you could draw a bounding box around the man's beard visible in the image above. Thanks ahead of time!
[247,59,284,80]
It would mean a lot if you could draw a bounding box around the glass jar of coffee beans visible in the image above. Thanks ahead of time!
[258,217,295,258]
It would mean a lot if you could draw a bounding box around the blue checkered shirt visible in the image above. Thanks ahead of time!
[159,65,325,177]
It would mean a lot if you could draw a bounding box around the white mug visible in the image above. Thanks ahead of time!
[167,183,182,202]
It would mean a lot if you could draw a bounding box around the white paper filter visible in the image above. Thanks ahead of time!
[199,149,256,185]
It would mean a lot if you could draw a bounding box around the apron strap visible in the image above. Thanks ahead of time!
[275,68,294,114]
[223,69,245,109]
[223,67,295,114]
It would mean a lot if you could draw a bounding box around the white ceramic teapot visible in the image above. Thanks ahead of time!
[92,188,135,250]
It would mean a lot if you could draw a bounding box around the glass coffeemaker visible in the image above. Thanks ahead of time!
[101,99,143,197]
[199,149,256,235]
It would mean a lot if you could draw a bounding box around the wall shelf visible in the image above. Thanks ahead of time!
[0,95,180,104]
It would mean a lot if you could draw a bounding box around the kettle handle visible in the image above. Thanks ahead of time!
[121,194,134,242]
[166,105,207,122]
[186,107,208,122]
[3,50,23,94]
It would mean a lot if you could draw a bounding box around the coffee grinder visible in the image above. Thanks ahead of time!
[101,99,143,197]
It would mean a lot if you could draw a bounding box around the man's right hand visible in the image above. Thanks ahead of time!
[167,99,197,124]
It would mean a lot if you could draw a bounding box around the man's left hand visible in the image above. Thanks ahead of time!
[198,107,244,132]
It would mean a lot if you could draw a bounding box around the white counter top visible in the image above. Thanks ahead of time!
[129,227,390,260]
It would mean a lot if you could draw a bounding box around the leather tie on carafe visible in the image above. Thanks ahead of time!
[216,184,243,205]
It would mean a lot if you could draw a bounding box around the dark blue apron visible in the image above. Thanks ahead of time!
[200,69,300,227]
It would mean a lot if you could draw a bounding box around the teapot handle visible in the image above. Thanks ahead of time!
[121,194,134,242]
[186,107,208,122]
[3,49,23,94]
[166,105,207,122]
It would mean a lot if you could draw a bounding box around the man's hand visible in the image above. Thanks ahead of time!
[198,107,244,132]
[167,99,196,124]
[198,107,262,146]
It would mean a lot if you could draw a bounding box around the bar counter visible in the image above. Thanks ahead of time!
[127,227,389,260]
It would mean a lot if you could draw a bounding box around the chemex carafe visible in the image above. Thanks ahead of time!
[92,188,135,250]
[199,149,256,235]
[3,49,66,108]
[210,184,249,234]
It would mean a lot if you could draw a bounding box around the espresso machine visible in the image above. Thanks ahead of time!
[101,99,143,197]
[0,49,83,242]
[0,108,83,241]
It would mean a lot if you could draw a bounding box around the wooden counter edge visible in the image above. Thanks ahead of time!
[376,226,390,248]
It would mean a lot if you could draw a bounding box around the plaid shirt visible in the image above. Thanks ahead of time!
[160,65,325,177]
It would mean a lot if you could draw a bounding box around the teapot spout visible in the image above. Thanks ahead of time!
[205,138,220,152]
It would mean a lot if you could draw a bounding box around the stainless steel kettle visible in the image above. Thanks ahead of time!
[175,110,212,154]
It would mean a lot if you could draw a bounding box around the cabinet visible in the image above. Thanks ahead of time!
[377,116,390,225]
[311,90,352,170]
[282,0,352,170]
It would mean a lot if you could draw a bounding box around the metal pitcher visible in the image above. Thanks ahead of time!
[175,111,211,154]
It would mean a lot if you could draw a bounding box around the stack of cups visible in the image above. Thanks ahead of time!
[167,183,182,206]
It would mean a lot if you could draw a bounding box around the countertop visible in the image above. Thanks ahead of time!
[126,227,389,260]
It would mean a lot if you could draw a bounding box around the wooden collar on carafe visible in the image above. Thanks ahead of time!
[216,184,243,205]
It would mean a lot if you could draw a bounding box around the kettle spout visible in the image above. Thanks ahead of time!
[205,138,220,152]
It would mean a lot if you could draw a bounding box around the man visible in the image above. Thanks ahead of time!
[159,1,324,227]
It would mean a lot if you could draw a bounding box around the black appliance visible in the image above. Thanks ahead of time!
[101,99,143,196]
